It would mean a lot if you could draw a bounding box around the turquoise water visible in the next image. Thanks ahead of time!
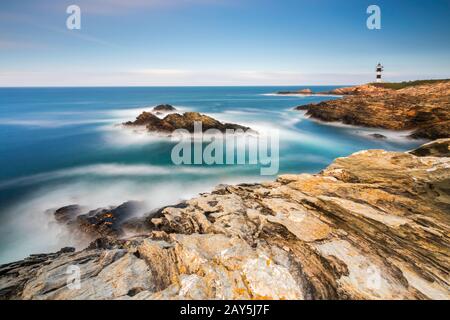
[0,86,424,263]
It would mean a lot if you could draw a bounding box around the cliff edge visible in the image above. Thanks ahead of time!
[295,80,450,140]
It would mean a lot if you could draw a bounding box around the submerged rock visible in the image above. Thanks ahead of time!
[369,133,387,139]
[124,111,252,133]
[1,139,449,300]
[295,81,450,140]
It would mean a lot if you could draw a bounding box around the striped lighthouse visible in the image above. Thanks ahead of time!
[376,63,383,83]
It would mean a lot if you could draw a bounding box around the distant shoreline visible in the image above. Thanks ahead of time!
[293,80,450,140]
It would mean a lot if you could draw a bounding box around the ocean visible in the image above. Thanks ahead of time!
[0,86,424,263]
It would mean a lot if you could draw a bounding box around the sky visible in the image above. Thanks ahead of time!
[0,0,449,86]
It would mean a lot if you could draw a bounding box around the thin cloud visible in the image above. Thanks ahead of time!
[0,40,44,50]
[52,0,228,15]
[0,12,119,48]
[134,68,191,76]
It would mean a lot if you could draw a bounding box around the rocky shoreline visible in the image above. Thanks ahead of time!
[294,81,450,140]
[1,139,449,300]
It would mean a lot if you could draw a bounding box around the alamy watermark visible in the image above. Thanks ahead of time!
[170,122,279,176]
[367,5,381,30]
[66,265,81,290]
[366,265,382,291]
[65,5,380,31]
[66,5,81,30]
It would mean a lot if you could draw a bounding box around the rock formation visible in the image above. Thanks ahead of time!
[73,201,146,238]
[44,201,149,249]
[277,89,313,95]
[409,138,450,157]
[124,111,252,133]
[153,104,176,112]
[278,84,394,96]
[53,205,83,223]
[368,133,387,139]
[296,81,450,140]
[319,84,393,96]
[1,139,449,300]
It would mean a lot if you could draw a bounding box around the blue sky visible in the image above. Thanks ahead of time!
[0,0,449,86]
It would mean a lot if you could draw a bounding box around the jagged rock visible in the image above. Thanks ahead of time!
[123,111,162,126]
[124,111,252,133]
[1,140,449,300]
[409,138,450,157]
[410,121,450,140]
[58,247,76,254]
[86,237,124,250]
[296,81,450,140]
[52,201,146,239]
[0,247,75,300]
[76,201,146,238]
[53,205,82,223]
[21,250,152,300]
[120,217,153,235]
[294,105,309,111]
[153,104,176,112]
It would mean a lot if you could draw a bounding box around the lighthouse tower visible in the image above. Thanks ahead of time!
[376,63,383,83]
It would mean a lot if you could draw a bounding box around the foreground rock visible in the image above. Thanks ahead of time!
[124,111,251,133]
[296,81,450,140]
[409,138,450,157]
[1,139,449,300]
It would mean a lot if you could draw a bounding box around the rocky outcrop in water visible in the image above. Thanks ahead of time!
[74,201,147,238]
[153,104,176,112]
[277,89,313,95]
[51,201,148,240]
[368,133,387,139]
[124,111,251,133]
[1,139,449,300]
[295,81,450,140]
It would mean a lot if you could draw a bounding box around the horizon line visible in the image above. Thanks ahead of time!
[0,84,355,89]
[2,78,448,89]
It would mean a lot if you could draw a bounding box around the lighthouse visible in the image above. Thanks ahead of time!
[376,63,383,83]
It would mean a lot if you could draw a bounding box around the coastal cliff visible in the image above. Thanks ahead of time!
[1,139,449,300]
[295,80,450,140]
